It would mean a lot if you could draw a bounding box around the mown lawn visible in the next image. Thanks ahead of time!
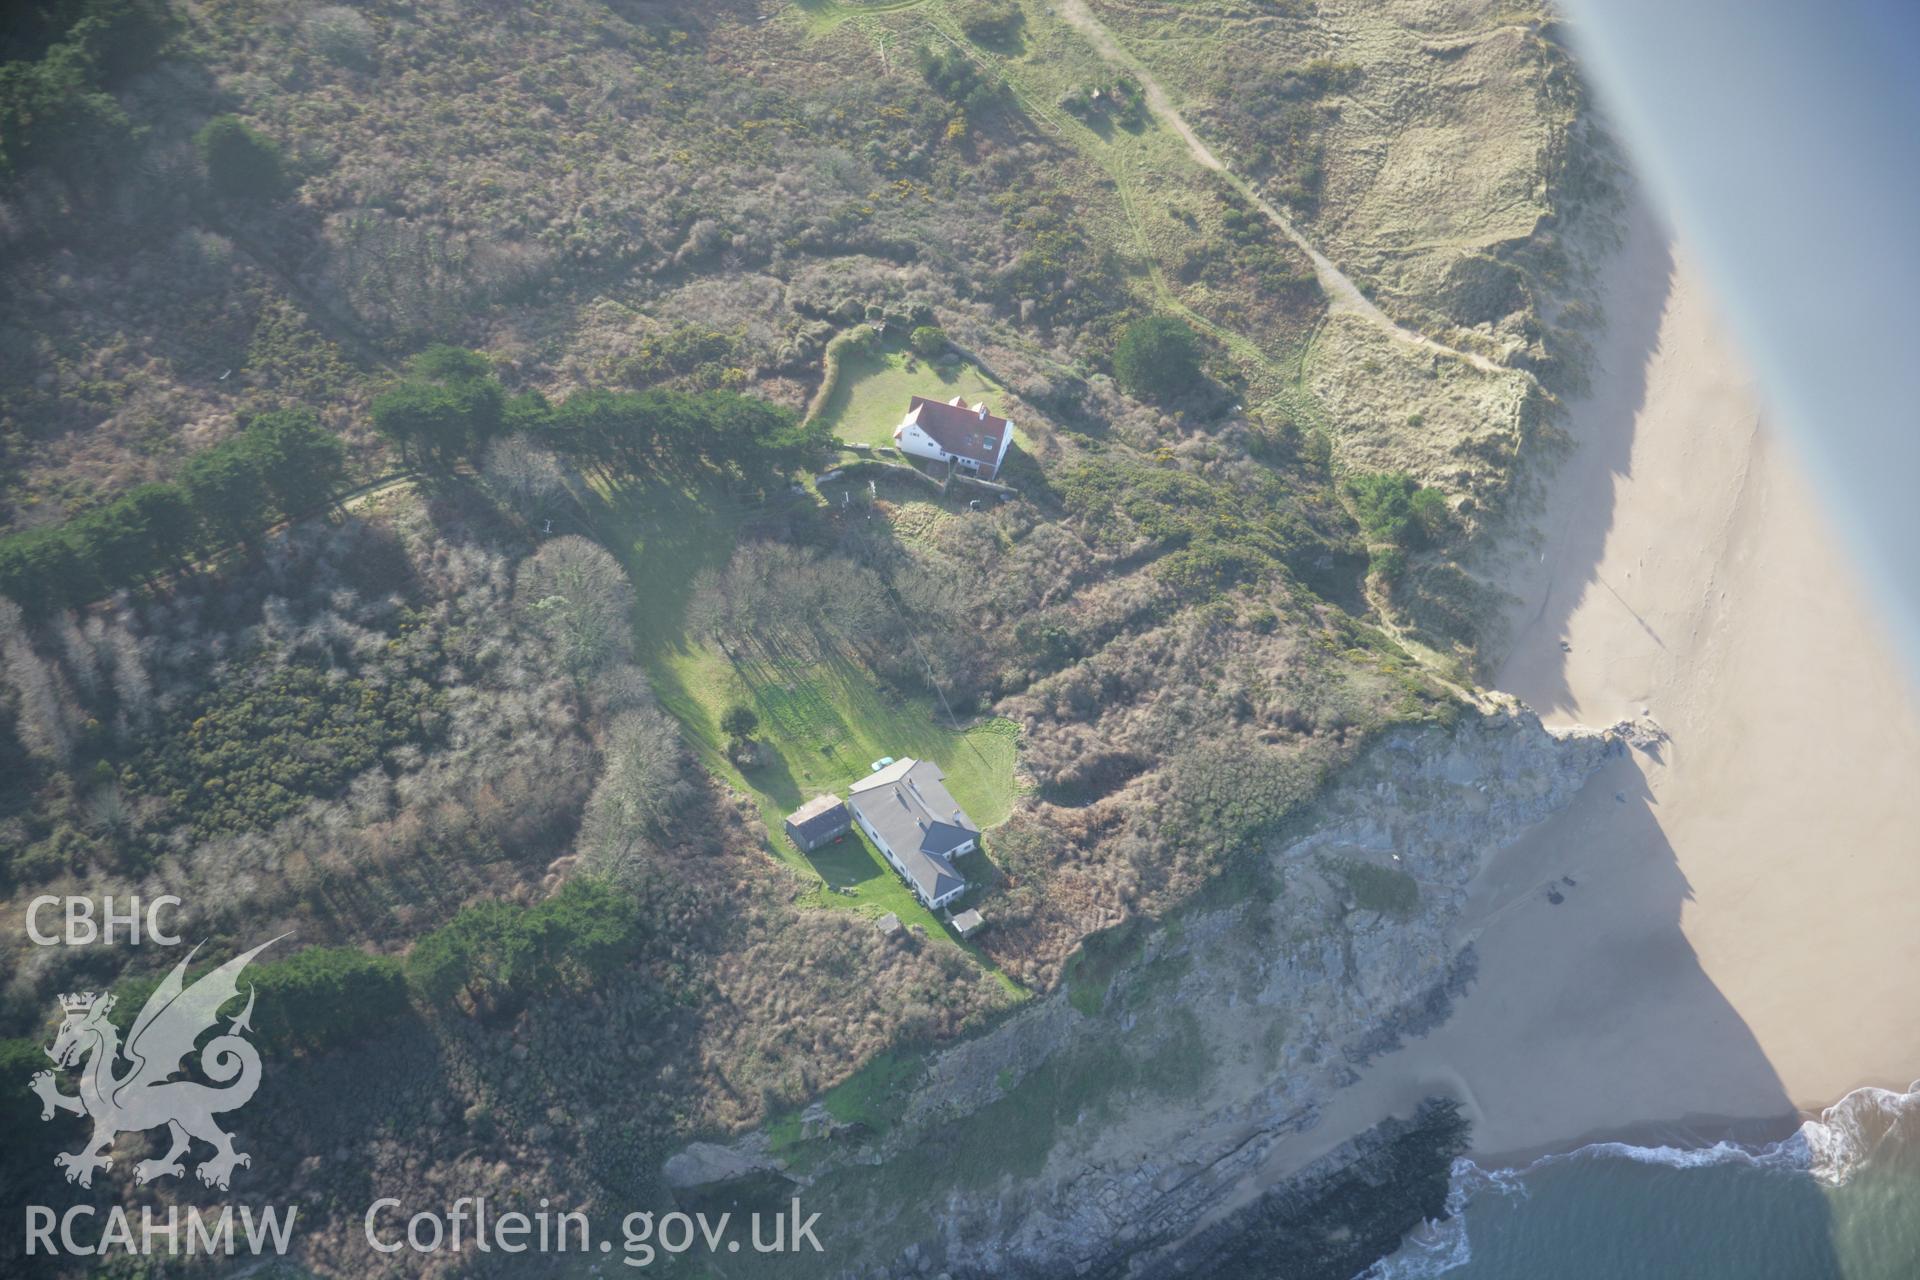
[593,475,1021,955]
[817,340,1008,451]
[652,642,1019,939]
[658,646,1016,822]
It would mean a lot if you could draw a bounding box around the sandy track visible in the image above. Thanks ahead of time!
[1048,0,1510,376]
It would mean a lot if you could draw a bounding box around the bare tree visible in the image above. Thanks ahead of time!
[515,537,636,677]
[0,598,79,763]
[581,706,695,882]
[687,541,893,661]
[482,433,577,517]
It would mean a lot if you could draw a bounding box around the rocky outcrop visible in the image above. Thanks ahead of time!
[672,706,1616,1277]
[663,1135,795,1215]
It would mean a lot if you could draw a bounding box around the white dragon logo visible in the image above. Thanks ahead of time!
[29,937,282,1190]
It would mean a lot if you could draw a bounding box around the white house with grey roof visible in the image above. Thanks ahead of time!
[846,758,978,909]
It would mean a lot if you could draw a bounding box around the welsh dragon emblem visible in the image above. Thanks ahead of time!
[30,937,282,1190]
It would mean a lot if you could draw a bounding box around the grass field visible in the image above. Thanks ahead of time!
[593,475,1021,953]
[817,340,1008,450]
[653,641,1020,935]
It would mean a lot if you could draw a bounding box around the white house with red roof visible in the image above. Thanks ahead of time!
[893,395,1015,480]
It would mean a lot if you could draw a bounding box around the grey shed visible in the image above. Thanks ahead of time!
[785,794,852,853]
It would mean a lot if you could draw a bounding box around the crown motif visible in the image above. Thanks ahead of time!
[59,992,98,1014]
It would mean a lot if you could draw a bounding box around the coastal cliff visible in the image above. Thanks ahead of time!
[670,706,1617,1277]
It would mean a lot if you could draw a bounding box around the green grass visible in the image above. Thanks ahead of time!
[653,640,1019,949]
[654,646,1017,828]
[765,1045,929,1162]
[593,474,1020,961]
[817,340,1008,451]
[1061,916,1146,1016]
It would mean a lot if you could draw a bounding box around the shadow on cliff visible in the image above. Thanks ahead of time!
[1311,761,1846,1277]
[1494,196,1674,721]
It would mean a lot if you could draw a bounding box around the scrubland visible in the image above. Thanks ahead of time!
[0,0,1599,1269]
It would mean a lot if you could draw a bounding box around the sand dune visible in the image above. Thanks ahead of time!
[1269,194,1920,1170]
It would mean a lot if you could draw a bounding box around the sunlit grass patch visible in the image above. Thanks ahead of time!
[596,475,1019,960]
[817,341,1008,451]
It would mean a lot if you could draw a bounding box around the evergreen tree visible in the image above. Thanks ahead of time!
[181,439,271,545]
[246,408,346,515]
[1113,314,1202,401]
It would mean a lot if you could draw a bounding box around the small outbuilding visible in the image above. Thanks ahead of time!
[876,912,903,939]
[950,908,985,938]
[785,794,852,853]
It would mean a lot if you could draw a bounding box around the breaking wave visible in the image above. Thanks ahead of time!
[1791,1077,1920,1185]
[1353,1159,1524,1279]
[1353,1079,1920,1279]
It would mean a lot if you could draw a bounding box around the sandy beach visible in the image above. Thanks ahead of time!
[1262,195,1920,1174]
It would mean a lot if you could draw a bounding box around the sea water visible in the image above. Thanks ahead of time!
[1360,1081,1920,1280]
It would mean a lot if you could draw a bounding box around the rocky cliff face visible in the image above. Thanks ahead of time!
[675,706,1617,1278]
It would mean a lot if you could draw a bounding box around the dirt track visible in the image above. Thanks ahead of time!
[1048,0,1511,375]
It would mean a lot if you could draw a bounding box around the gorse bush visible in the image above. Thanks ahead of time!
[991,187,1133,330]
[129,655,446,839]
[1055,455,1338,602]
[1207,59,1360,211]
[1345,472,1449,550]
[917,45,1003,118]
